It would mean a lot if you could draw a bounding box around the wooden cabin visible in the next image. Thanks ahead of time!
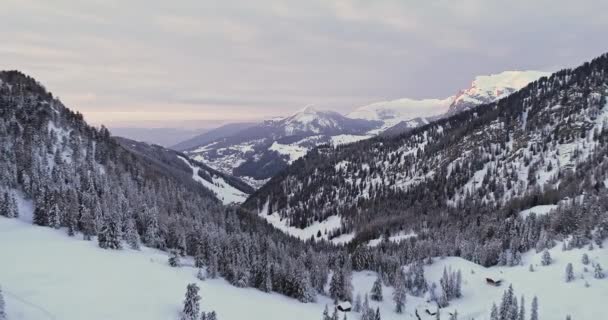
[337,301,352,312]
[486,278,502,286]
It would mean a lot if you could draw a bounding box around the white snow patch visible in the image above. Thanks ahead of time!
[519,205,557,218]
[269,142,308,164]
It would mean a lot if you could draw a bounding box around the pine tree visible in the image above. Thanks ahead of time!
[449,310,458,320]
[329,268,343,302]
[97,218,122,250]
[565,263,574,282]
[181,283,201,320]
[454,270,462,298]
[374,307,381,320]
[518,296,525,320]
[0,285,6,320]
[169,251,181,267]
[500,285,514,320]
[581,253,589,265]
[322,305,331,320]
[541,250,552,266]
[530,296,538,320]
[205,311,217,320]
[124,218,140,250]
[392,271,406,314]
[331,307,339,320]
[370,275,383,301]
[353,293,362,312]
[490,303,499,320]
[197,268,206,281]
[594,263,605,279]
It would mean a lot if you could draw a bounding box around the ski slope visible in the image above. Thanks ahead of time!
[2,206,607,319]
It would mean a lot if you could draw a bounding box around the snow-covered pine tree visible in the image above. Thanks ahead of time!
[518,296,525,320]
[449,310,458,320]
[169,250,181,267]
[392,271,406,313]
[370,275,383,301]
[197,268,205,281]
[541,249,552,266]
[565,263,574,282]
[508,295,519,320]
[331,307,339,320]
[530,296,538,320]
[374,307,381,320]
[0,285,6,320]
[581,253,589,265]
[124,218,140,250]
[594,263,605,279]
[454,270,462,298]
[428,282,438,303]
[353,293,361,312]
[205,311,217,320]
[322,305,331,320]
[181,283,200,320]
[499,285,514,320]
[490,303,499,320]
[97,217,122,250]
[329,268,343,303]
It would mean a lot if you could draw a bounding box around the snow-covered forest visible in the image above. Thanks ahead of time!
[2,48,608,320]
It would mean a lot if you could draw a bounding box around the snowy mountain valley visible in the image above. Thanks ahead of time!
[1,51,608,320]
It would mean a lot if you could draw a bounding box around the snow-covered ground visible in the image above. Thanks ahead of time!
[519,205,557,218]
[367,230,417,247]
[2,194,607,320]
[2,215,607,320]
[257,201,345,243]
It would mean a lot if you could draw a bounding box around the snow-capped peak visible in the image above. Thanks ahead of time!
[347,97,454,130]
[447,70,549,114]
[347,70,550,129]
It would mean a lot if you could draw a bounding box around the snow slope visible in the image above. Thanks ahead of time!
[178,156,248,204]
[2,213,606,320]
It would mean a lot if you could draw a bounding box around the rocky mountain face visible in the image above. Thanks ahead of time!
[243,54,608,247]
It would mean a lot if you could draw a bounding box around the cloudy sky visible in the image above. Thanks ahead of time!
[2,0,607,129]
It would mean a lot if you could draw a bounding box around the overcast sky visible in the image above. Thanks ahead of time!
[2,0,607,128]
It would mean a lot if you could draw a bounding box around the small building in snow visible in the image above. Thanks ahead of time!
[337,301,352,312]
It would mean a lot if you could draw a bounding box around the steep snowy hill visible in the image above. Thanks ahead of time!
[2,213,606,320]
[0,70,345,304]
[244,53,608,246]
[182,106,380,188]
[116,137,253,204]
[348,70,549,135]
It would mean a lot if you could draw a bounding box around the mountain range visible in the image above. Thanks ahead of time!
[178,70,549,189]
[2,53,608,320]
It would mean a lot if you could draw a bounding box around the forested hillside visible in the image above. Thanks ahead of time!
[0,71,340,302]
[245,53,608,267]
